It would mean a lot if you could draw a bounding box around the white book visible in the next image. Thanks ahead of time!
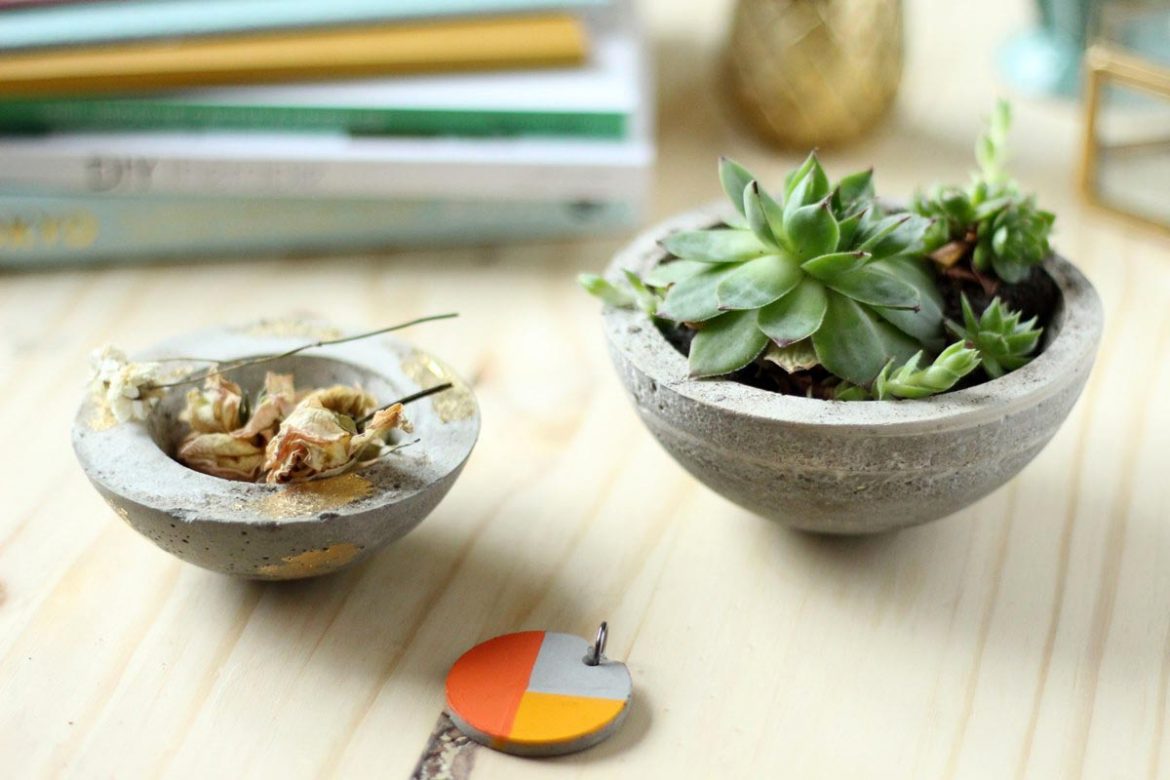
[0,131,653,203]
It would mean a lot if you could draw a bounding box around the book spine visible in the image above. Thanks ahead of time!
[0,14,589,98]
[0,0,605,51]
[0,100,626,139]
[0,146,652,202]
[0,193,636,265]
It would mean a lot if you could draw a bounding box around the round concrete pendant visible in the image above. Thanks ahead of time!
[445,627,631,756]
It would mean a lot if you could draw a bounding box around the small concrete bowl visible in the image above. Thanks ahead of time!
[602,205,1103,534]
[72,320,479,579]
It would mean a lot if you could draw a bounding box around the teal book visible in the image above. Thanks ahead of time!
[0,0,606,51]
[0,192,634,266]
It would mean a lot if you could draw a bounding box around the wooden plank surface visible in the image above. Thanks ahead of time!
[2,1,1169,777]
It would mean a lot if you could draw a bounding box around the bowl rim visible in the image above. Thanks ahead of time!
[602,203,1104,434]
[72,319,480,525]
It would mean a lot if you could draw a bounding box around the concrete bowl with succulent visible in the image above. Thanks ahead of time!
[582,103,1102,534]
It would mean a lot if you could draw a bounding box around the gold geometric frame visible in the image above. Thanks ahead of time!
[1080,43,1170,236]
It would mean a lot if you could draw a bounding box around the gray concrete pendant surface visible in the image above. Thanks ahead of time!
[602,205,1104,534]
[72,319,479,579]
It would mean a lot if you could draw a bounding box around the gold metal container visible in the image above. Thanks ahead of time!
[725,0,903,149]
[1080,43,1170,236]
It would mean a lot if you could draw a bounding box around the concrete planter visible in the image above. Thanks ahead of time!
[602,205,1103,534]
[73,320,479,578]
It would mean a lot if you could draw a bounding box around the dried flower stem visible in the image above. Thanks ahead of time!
[356,382,454,430]
[152,313,459,390]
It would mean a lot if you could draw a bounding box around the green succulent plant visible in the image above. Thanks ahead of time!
[834,342,981,400]
[948,294,1043,378]
[580,109,1056,402]
[914,100,1054,283]
[578,273,634,308]
[579,270,659,315]
[874,342,981,399]
[630,154,946,385]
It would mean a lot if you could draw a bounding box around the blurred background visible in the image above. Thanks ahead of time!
[0,0,1167,266]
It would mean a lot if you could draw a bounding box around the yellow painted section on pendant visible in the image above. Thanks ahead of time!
[507,691,626,744]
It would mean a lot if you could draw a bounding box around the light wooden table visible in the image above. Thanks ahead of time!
[3,2,1169,777]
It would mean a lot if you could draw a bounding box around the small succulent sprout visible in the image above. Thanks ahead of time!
[650,154,944,382]
[975,98,1013,186]
[578,273,635,308]
[872,342,981,400]
[577,271,662,315]
[914,99,1054,283]
[622,269,661,315]
[949,294,1043,378]
[976,196,1055,283]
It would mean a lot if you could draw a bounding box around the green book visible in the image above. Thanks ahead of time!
[0,99,625,138]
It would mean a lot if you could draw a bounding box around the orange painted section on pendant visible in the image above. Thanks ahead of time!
[444,630,545,739]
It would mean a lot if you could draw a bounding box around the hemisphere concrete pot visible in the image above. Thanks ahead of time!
[602,205,1103,534]
[73,319,479,579]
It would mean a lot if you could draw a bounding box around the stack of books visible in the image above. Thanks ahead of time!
[0,0,652,265]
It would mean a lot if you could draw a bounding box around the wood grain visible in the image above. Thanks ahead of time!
[2,1,1169,777]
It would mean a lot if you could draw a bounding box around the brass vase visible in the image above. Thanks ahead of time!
[726,0,904,149]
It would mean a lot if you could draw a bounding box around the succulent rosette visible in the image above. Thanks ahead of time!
[650,153,948,384]
[914,101,1054,284]
[580,103,1055,402]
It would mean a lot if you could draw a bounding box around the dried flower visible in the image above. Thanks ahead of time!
[87,313,456,428]
[234,372,298,442]
[88,315,458,485]
[173,371,431,484]
[305,385,377,419]
[263,398,410,484]
[177,433,267,482]
[88,345,168,423]
[180,374,246,434]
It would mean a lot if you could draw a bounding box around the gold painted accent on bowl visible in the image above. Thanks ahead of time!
[105,498,132,524]
[245,473,374,519]
[401,350,475,423]
[257,542,361,578]
[239,319,344,341]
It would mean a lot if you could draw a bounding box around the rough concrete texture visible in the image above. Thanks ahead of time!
[602,205,1104,534]
[73,319,479,578]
